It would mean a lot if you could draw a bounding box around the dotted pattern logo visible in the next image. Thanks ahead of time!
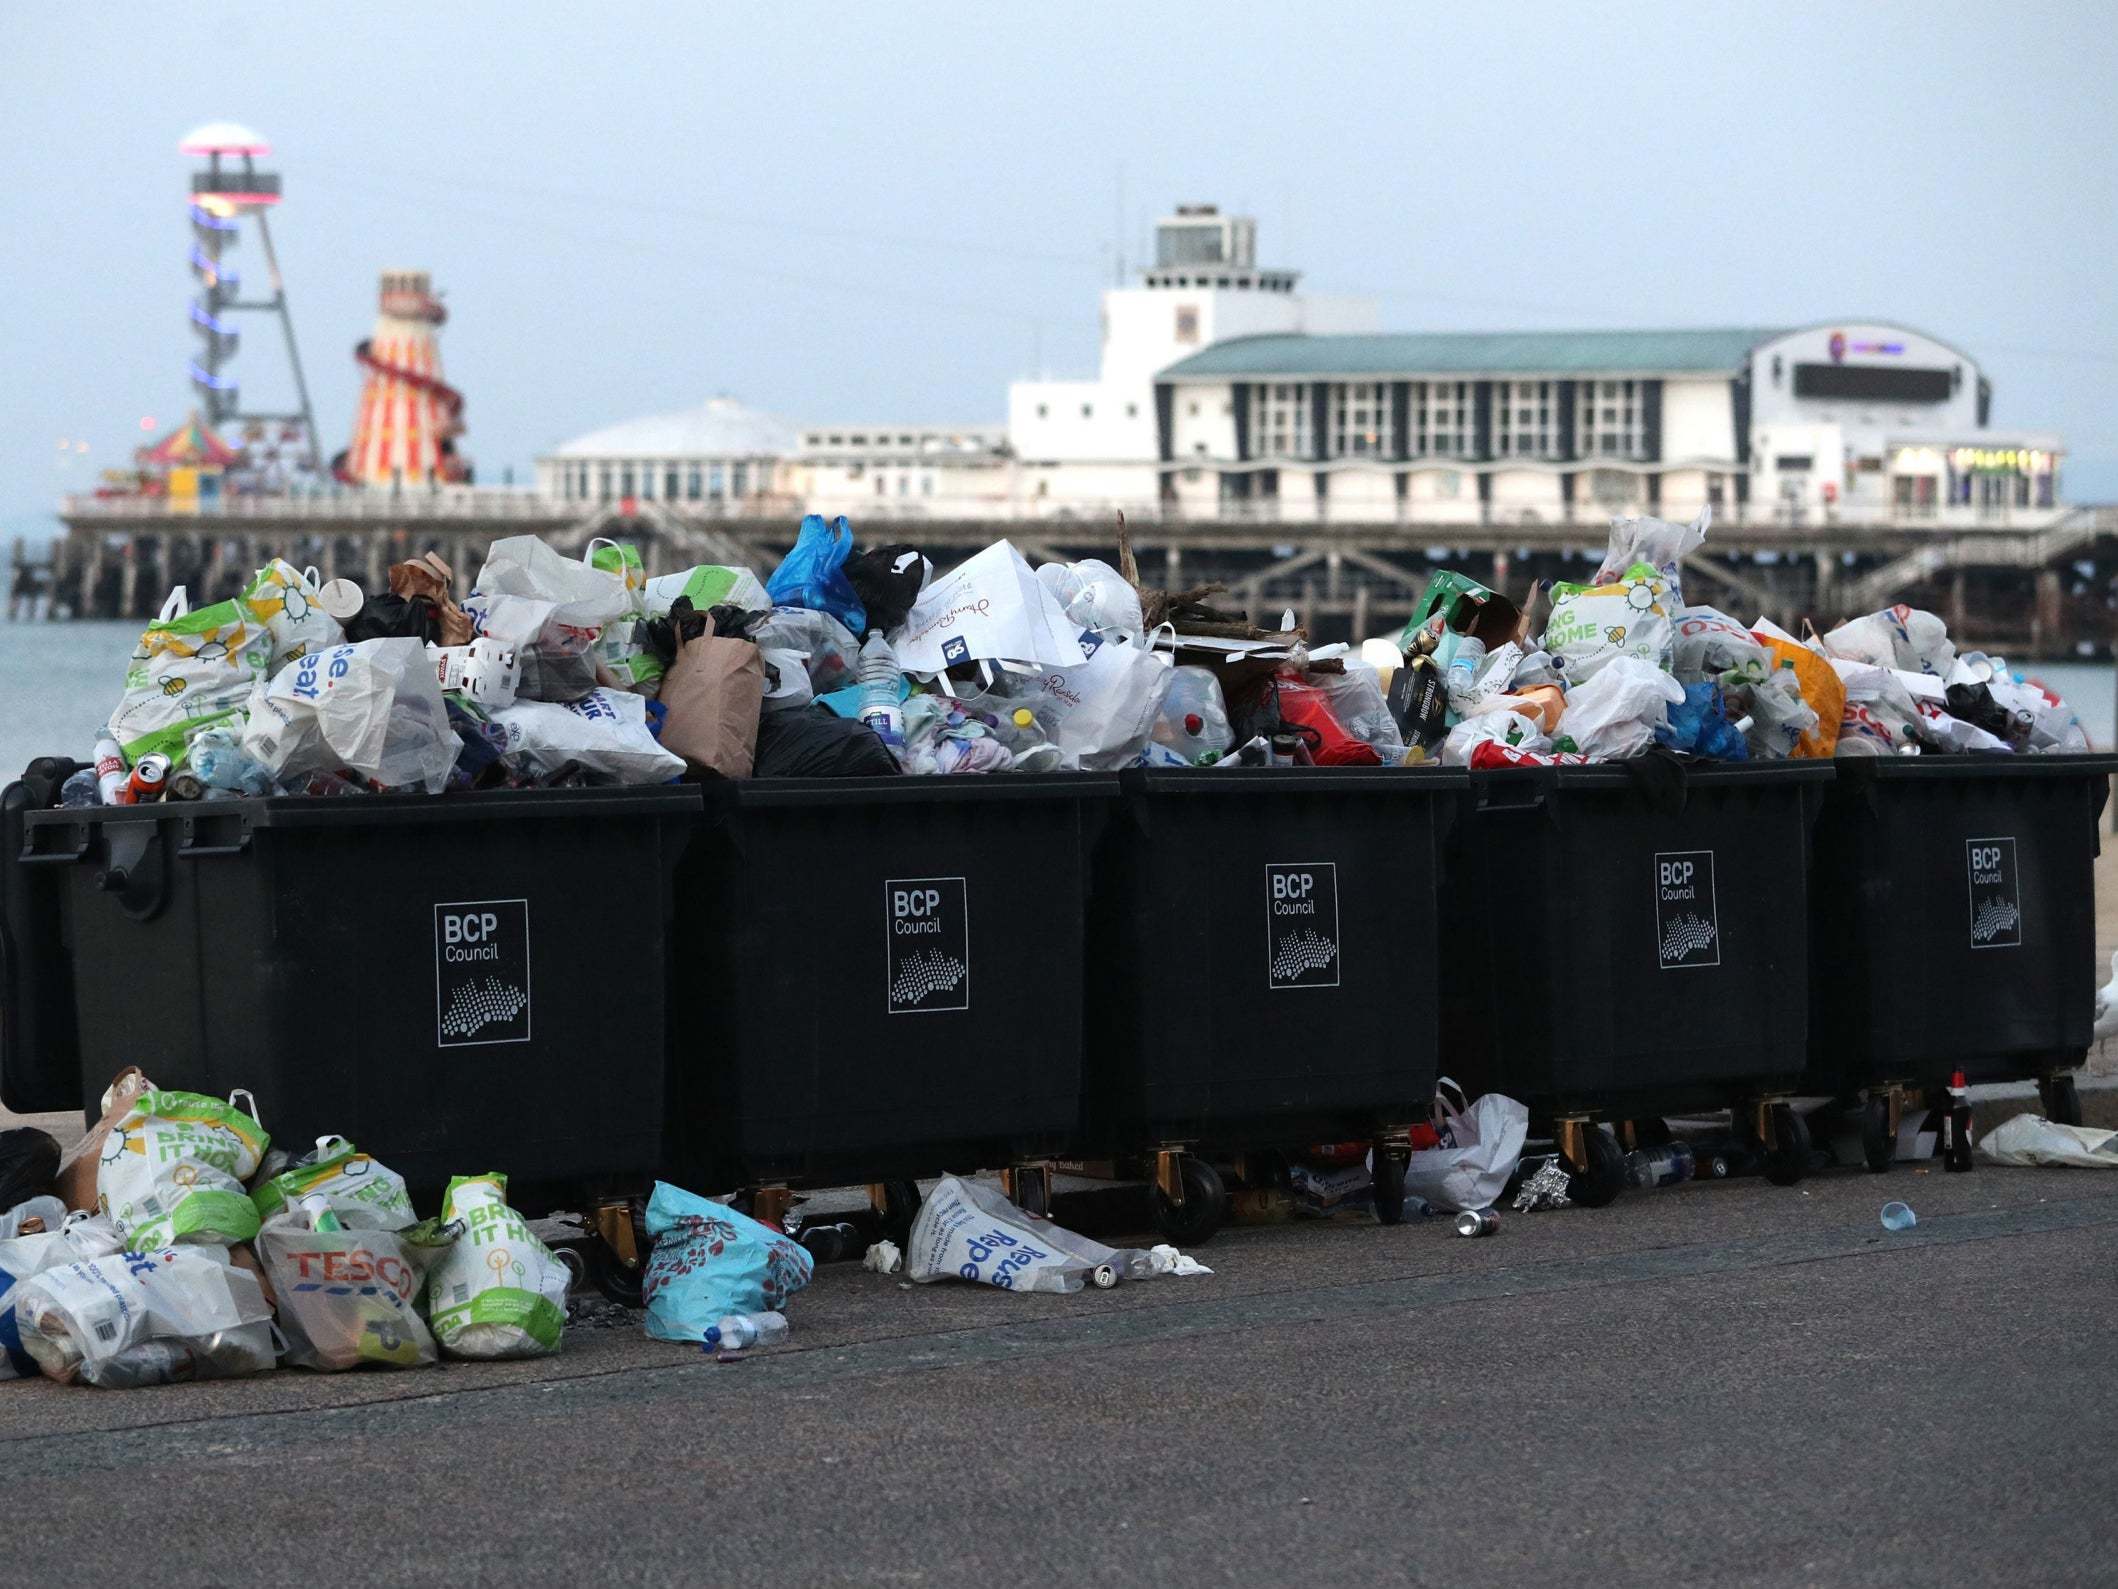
[1653,851,1721,970]
[889,949,968,1008]
[1269,929,1338,984]
[1266,863,1341,990]
[886,877,971,1014]
[441,976,530,1038]
[1966,838,2022,950]
[1658,913,1718,964]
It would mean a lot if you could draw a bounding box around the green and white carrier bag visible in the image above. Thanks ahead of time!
[421,1173,569,1360]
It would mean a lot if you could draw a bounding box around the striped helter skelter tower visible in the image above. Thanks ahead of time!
[340,269,471,486]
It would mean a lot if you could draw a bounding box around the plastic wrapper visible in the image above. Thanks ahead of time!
[420,1174,569,1360]
[1672,605,1769,684]
[1273,676,1381,766]
[906,1175,1160,1294]
[1555,656,1685,760]
[1822,605,1956,677]
[1034,558,1144,638]
[1150,666,1234,763]
[250,1137,416,1232]
[489,688,684,784]
[1591,506,1709,607]
[1443,710,1549,766]
[1468,740,1593,769]
[1727,661,1821,759]
[256,1212,437,1371]
[1541,567,1673,684]
[241,637,462,793]
[1655,681,1751,760]
[1829,658,1924,755]
[764,513,866,635]
[13,1244,278,1388]
[752,607,861,694]
[640,1181,814,1343]
[98,1089,270,1248]
[1312,662,1404,758]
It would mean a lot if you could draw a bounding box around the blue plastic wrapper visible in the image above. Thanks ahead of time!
[640,1181,815,1343]
[1655,680,1750,761]
[764,514,867,637]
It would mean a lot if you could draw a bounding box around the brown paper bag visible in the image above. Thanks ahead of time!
[658,616,764,778]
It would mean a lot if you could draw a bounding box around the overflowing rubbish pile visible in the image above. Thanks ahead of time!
[1383,507,2091,768]
[53,503,2097,808]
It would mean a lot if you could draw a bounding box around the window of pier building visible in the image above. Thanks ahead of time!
[1412,380,1473,458]
[1577,379,1641,459]
[1494,380,1555,458]
[1330,381,1392,457]
[1251,382,1311,458]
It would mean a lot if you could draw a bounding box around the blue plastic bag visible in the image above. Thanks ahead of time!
[764,514,866,637]
[640,1181,815,1343]
[1655,681,1750,761]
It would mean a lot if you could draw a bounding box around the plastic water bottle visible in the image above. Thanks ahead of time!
[1623,1142,1695,1189]
[702,1310,788,1352]
[1444,636,1488,715]
[60,769,100,808]
[857,633,905,745]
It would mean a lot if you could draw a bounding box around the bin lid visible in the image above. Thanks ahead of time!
[1465,758,1835,792]
[712,771,1123,810]
[21,783,702,835]
[1121,765,1470,797]
[1833,751,2118,785]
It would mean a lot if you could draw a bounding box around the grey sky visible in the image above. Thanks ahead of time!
[4,0,2115,540]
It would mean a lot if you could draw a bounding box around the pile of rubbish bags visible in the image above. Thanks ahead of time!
[66,506,2095,810]
[1387,506,2092,768]
[0,1070,584,1388]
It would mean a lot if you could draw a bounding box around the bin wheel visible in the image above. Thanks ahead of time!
[1764,1103,1811,1186]
[879,1181,922,1248]
[1563,1127,1626,1209]
[1633,1117,1674,1151]
[2041,1074,2083,1128]
[586,1232,651,1308]
[1860,1094,1894,1173]
[1372,1146,1410,1226]
[1152,1157,1227,1246]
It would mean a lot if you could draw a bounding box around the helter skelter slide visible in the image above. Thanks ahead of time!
[333,270,472,486]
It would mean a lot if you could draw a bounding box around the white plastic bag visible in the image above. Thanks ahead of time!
[1402,1080,1529,1214]
[1023,629,1175,771]
[98,1088,270,1248]
[489,688,683,783]
[1672,605,1769,685]
[752,607,861,694]
[895,541,1088,674]
[1151,666,1234,762]
[108,588,274,764]
[1442,710,1549,766]
[12,1244,278,1387]
[420,1173,569,1360]
[642,564,771,618]
[1035,558,1144,638]
[242,637,461,793]
[242,559,343,669]
[256,1212,438,1371]
[1556,656,1685,760]
[1830,657,1925,754]
[1821,605,1956,677]
[1977,1113,2118,1168]
[473,535,635,641]
[1593,506,1709,607]
[0,1214,124,1382]
[906,1175,1159,1294]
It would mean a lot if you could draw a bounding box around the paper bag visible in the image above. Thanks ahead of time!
[895,541,1088,675]
[659,615,765,777]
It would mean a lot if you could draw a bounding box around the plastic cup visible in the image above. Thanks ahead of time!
[1879,1201,1916,1232]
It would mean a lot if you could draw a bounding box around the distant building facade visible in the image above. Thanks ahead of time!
[535,205,2066,527]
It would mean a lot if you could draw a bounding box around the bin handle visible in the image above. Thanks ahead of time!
[96,820,168,923]
[1473,776,1549,813]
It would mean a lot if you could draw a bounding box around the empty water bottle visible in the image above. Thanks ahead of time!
[59,769,100,808]
[1623,1142,1695,1190]
[856,633,906,747]
[702,1310,789,1352]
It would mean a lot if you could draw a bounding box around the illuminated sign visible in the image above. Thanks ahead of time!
[1827,330,1906,362]
[1945,447,2053,475]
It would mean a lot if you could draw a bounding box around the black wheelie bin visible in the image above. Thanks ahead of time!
[1807,752,2118,1168]
[0,775,696,1244]
[1084,765,1466,1242]
[667,774,1117,1242]
[1442,757,1834,1204]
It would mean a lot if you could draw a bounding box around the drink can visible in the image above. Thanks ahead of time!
[126,754,172,803]
[94,736,128,805]
[1453,1208,1499,1238]
[166,771,206,802]
[1089,1263,1118,1289]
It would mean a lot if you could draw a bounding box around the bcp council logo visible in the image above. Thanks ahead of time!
[1266,862,1340,989]
[1966,838,2021,949]
[885,877,970,1013]
[434,899,531,1046]
[1653,851,1720,970]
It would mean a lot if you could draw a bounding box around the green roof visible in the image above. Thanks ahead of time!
[1159,328,1784,380]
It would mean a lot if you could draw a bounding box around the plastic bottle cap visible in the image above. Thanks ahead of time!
[1011,708,1034,729]
[1184,714,1203,735]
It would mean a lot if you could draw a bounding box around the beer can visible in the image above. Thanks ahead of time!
[1453,1208,1499,1238]
[167,771,206,802]
[94,736,128,805]
[126,754,172,803]
[1089,1263,1118,1290]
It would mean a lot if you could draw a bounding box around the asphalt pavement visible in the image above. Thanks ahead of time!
[4,1158,2114,1587]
